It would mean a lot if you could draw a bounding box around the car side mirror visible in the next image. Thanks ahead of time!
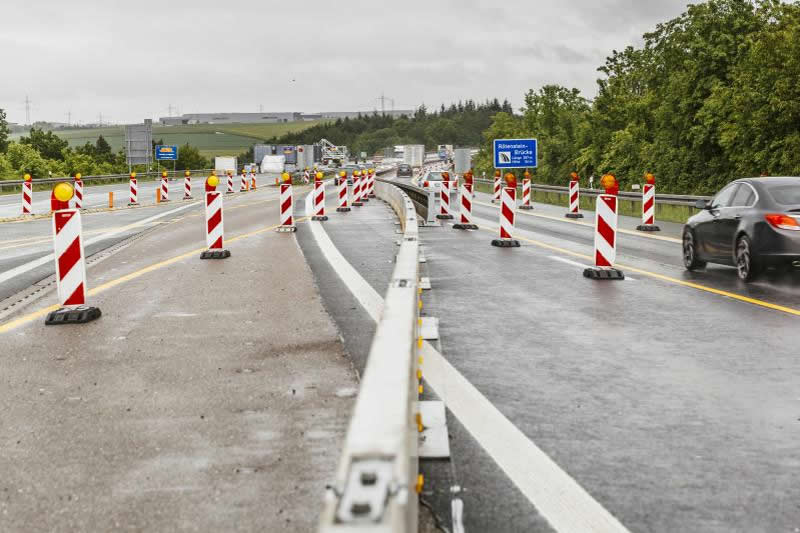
[695,199,710,210]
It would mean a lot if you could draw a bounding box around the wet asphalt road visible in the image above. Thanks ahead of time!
[303,174,800,532]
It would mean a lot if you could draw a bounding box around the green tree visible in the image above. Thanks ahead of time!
[0,108,10,153]
[175,144,210,170]
[94,135,113,163]
[19,127,69,160]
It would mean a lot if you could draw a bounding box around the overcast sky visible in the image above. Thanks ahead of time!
[1,0,690,125]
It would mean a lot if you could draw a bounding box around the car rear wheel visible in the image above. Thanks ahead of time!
[682,229,706,270]
[735,235,761,282]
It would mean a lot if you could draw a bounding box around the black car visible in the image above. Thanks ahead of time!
[683,177,800,281]
[397,164,413,178]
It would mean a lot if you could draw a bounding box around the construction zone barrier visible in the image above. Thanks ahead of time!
[565,178,582,219]
[277,177,296,232]
[584,176,624,280]
[437,180,453,220]
[128,173,139,206]
[312,179,328,221]
[491,185,520,247]
[45,182,101,325]
[520,178,533,210]
[337,175,351,212]
[636,175,660,232]
[200,175,230,259]
[21,174,32,215]
[453,182,478,230]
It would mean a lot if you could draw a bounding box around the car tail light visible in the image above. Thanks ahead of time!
[765,213,800,230]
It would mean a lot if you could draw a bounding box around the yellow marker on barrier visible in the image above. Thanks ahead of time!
[418,299,422,310]
[417,335,423,349]
[415,413,423,433]
[415,474,424,493]
[418,384,423,394]
[416,369,422,380]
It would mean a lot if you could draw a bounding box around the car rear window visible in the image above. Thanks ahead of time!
[427,172,443,181]
[765,183,800,206]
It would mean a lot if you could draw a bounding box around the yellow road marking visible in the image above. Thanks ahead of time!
[0,214,307,334]
[476,226,800,317]
[474,199,682,244]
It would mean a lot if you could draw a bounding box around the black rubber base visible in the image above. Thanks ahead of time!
[45,306,102,325]
[183,196,192,200]
[226,191,235,195]
[368,193,376,198]
[352,201,363,207]
[336,207,351,212]
[127,203,139,207]
[583,267,625,280]
[312,215,329,221]
[491,239,521,248]
[276,226,297,233]
[160,199,170,202]
[361,198,370,202]
[636,224,661,232]
[453,223,479,230]
[519,205,534,210]
[200,249,231,259]
[565,213,583,219]
[436,214,454,220]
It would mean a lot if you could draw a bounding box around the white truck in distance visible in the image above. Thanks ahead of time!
[215,156,238,175]
[260,155,286,175]
[403,144,425,168]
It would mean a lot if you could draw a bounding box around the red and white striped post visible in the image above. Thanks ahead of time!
[437,180,453,219]
[240,171,248,192]
[44,182,101,325]
[491,174,520,247]
[336,174,350,212]
[183,170,192,200]
[453,181,477,230]
[21,174,32,215]
[200,174,230,259]
[226,171,234,194]
[368,168,376,198]
[360,170,370,203]
[250,170,257,191]
[160,171,170,202]
[128,172,139,206]
[312,179,328,221]
[520,177,533,210]
[492,172,501,203]
[584,175,624,279]
[73,174,83,209]
[352,171,363,207]
[277,173,296,232]
[636,174,660,232]
[565,175,582,219]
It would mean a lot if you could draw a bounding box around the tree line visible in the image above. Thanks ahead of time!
[475,0,800,194]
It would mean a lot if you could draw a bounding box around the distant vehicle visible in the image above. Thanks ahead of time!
[397,164,413,178]
[683,177,800,281]
[215,156,238,175]
[414,170,447,190]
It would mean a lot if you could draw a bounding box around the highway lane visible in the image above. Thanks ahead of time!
[0,174,270,219]
[310,175,800,532]
[0,182,356,532]
[0,186,282,304]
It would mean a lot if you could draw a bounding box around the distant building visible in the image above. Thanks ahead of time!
[158,109,413,126]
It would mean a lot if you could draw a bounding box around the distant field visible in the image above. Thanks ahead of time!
[11,121,325,157]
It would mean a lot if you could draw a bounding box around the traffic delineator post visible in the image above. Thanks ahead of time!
[226,170,235,194]
[636,174,660,232]
[352,171,363,207]
[492,170,501,203]
[73,174,83,209]
[453,182,477,230]
[45,182,101,325]
[21,174,32,215]
[520,177,533,210]
[336,174,350,212]
[277,173,296,232]
[156,188,161,204]
[368,168,376,198]
[250,171,257,191]
[491,179,520,247]
[183,170,192,200]
[128,173,139,206]
[240,171,248,192]
[200,175,230,259]
[565,174,583,219]
[312,180,328,221]
[584,175,624,279]
[108,191,113,209]
[160,171,170,202]
[437,180,454,219]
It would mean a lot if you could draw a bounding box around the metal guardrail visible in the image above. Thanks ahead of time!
[473,179,711,206]
[319,180,420,532]
[377,178,436,225]
[0,169,218,189]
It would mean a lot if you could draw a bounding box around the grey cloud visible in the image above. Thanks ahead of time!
[0,0,689,124]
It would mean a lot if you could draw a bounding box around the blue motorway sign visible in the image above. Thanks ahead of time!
[493,138,537,169]
[155,145,179,161]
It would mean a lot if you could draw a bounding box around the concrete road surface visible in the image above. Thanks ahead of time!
[0,185,358,532]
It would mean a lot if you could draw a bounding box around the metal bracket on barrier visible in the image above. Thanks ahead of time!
[334,458,398,524]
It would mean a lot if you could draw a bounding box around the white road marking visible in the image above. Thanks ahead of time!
[0,202,199,285]
[307,192,632,533]
[548,255,637,281]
